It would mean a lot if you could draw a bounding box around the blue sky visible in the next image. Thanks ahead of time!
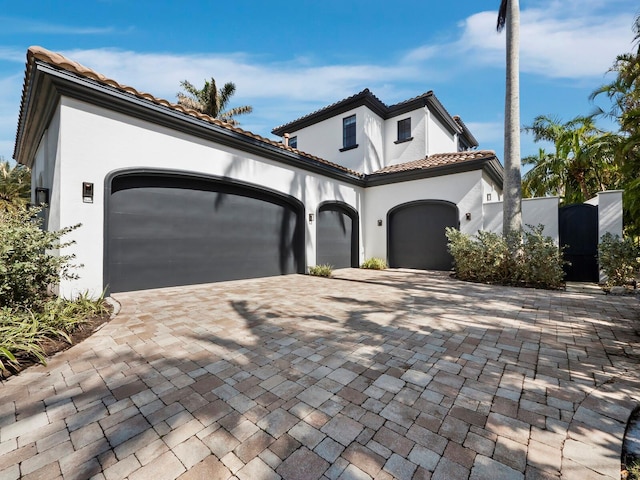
[1,0,638,166]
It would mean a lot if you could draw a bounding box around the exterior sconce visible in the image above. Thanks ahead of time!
[377,219,383,226]
[486,193,492,201]
[308,213,314,223]
[35,187,49,205]
[465,212,471,221]
[82,182,94,203]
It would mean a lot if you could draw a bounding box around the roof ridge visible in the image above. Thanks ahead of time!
[387,90,433,109]
[271,88,376,133]
[18,46,362,178]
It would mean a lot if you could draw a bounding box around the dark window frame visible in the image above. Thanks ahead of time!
[395,117,413,144]
[340,114,358,151]
[289,136,297,149]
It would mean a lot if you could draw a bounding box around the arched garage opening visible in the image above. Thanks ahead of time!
[388,200,459,271]
[105,170,305,293]
[316,202,359,268]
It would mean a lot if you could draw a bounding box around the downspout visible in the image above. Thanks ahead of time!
[424,107,430,155]
[283,133,290,147]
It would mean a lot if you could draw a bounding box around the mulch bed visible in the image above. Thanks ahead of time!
[0,311,112,380]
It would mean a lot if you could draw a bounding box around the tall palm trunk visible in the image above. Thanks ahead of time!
[499,0,523,240]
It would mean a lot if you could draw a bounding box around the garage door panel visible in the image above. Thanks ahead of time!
[107,174,304,292]
[389,201,457,271]
[316,205,357,269]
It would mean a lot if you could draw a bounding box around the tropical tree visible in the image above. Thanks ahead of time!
[522,115,621,204]
[497,0,523,241]
[177,78,253,126]
[591,14,640,236]
[0,160,30,213]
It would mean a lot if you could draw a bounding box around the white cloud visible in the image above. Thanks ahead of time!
[0,47,27,63]
[464,121,503,146]
[456,4,635,78]
[0,16,122,35]
[64,48,424,106]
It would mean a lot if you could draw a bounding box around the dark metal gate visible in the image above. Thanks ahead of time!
[559,203,599,282]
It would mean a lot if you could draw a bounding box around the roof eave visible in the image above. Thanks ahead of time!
[16,61,365,185]
[272,90,387,136]
[365,156,503,187]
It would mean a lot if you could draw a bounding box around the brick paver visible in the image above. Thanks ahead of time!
[1,269,639,479]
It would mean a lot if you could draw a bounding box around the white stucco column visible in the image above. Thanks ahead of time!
[595,190,624,240]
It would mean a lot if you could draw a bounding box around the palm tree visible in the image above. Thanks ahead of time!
[177,78,252,126]
[523,115,621,203]
[0,160,30,213]
[497,0,522,241]
[590,13,640,236]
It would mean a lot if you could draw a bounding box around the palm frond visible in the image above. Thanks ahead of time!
[497,0,508,32]
[177,77,252,125]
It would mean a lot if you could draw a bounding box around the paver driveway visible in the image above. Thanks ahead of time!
[1,269,640,480]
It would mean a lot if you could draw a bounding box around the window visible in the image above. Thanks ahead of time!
[341,115,357,150]
[396,118,412,143]
[289,136,297,149]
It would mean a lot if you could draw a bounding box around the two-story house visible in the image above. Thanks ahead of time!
[271,89,479,174]
[14,46,506,296]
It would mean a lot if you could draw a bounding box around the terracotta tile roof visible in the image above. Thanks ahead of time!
[17,46,363,178]
[370,150,497,175]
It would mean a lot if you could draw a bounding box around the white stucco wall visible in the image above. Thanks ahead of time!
[426,111,457,154]
[481,172,503,203]
[285,105,374,174]
[482,197,560,242]
[31,108,63,233]
[363,109,384,173]
[363,170,484,261]
[585,190,624,239]
[43,97,367,297]
[287,105,461,174]
[383,110,427,167]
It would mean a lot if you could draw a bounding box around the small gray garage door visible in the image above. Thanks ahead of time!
[106,172,304,292]
[316,203,358,268]
[388,200,458,271]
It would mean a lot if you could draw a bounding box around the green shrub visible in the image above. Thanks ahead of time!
[598,233,640,286]
[0,293,108,372]
[0,207,81,309]
[446,225,565,289]
[446,228,516,284]
[309,264,333,277]
[520,225,565,288]
[360,257,388,270]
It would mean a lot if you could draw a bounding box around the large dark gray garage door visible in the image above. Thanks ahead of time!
[316,203,358,268]
[106,173,304,292]
[388,200,458,271]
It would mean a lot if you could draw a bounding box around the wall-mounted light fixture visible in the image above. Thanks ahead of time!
[308,213,314,223]
[82,182,94,203]
[465,212,471,221]
[486,193,492,202]
[377,219,383,227]
[35,187,49,206]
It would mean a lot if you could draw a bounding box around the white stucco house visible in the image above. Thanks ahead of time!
[20,46,607,297]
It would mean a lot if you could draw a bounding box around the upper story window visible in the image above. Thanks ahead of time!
[395,117,412,143]
[289,136,297,149]
[340,115,358,151]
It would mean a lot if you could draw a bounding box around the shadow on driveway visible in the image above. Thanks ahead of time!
[1,269,639,479]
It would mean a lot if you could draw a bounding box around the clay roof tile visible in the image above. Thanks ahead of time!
[19,46,363,178]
